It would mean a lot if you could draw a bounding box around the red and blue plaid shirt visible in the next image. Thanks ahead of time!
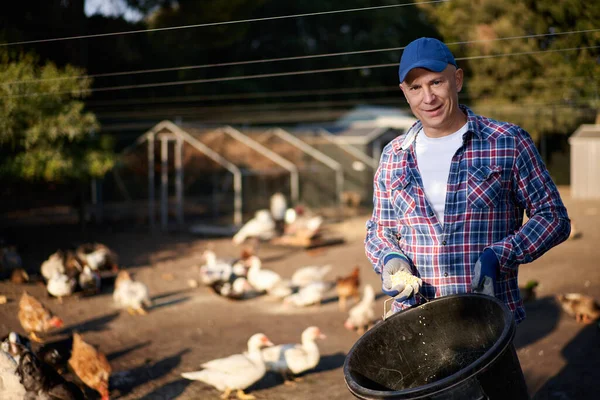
[365,105,571,323]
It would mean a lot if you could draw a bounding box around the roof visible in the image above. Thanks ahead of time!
[569,124,600,143]
[334,105,416,130]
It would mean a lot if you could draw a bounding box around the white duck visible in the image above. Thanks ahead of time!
[46,271,77,303]
[270,192,287,222]
[232,210,275,245]
[284,207,323,238]
[267,279,294,299]
[246,256,281,292]
[283,281,332,307]
[0,349,27,400]
[181,333,274,400]
[211,277,255,301]
[113,270,152,315]
[40,251,65,282]
[344,284,376,335]
[199,250,245,286]
[261,326,326,384]
[290,265,332,288]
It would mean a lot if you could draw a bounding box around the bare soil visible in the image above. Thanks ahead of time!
[1,186,599,400]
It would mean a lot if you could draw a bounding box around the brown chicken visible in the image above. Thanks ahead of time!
[335,266,361,311]
[556,293,600,324]
[18,292,64,343]
[68,333,111,400]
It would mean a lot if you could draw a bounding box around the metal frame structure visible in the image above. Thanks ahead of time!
[318,128,379,170]
[267,128,344,206]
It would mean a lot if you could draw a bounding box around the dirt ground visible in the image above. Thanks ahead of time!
[1,186,599,400]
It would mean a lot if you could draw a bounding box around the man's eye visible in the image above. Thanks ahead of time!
[409,86,419,91]
[432,80,441,85]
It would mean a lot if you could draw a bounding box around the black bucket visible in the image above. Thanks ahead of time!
[343,294,529,399]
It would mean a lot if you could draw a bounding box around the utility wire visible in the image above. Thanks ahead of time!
[3,45,599,99]
[0,0,449,47]
[5,27,600,86]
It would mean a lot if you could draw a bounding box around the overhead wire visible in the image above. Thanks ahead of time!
[4,27,600,86]
[0,0,449,47]
[4,44,599,99]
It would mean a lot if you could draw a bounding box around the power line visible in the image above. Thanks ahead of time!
[5,27,600,86]
[0,0,449,47]
[4,45,599,99]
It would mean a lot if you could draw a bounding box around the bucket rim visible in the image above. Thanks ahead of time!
[343,293,516,399]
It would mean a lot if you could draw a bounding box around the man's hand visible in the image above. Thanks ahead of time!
[381,257,422,301]
[471,248,499,297]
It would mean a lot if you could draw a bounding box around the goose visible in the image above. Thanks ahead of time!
[261,326,326,385]
[290,265,332,288]
[181,333,274,400]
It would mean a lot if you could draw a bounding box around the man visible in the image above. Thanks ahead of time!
[365,37,571,323]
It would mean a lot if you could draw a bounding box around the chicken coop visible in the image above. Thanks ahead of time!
[569,124,600,199]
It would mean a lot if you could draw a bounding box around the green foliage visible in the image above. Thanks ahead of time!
[419,0,600,139]
[0,51,115,182]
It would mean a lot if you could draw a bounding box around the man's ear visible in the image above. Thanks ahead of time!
[455,68,464,92]
[399,83,409,103]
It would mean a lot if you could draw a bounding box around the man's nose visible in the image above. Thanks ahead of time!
[423,87,435,103]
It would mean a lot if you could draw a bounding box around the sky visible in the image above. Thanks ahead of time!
[84,0,143,22]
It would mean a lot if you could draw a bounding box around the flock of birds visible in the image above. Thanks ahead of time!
[0,198,595,399]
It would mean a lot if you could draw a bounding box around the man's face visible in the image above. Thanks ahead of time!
[400,65,463,136]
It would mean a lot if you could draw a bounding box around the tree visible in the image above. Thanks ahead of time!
[419,0,600,140]
[0,51,115,183]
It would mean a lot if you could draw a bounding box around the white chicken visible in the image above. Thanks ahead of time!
[79,265,101,294]
[46,271,77,303]
[113,270,151,315]
[246,256,281,292]
[290,265,332,288]
[76,243,118,272]
[181,333,274,400]
[344,284,376,335]
[0,349,26,400]
[283,281,332,307]
[40,251,65,282]
[261,326,326,385]
[232,210,275,245]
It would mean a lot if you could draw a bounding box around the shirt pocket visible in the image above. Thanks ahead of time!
[468,165,503,208]
[390,173,417,216]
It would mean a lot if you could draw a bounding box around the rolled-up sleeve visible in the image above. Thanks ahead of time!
[487,128,571,275]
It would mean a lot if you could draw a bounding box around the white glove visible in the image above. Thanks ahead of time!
[381,257,422,301]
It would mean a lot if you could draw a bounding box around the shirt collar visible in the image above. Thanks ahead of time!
[393,105,481,152]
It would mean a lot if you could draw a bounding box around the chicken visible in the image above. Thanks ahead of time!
[46,271,77,303]
[10,268,29,284]
[18,292,64,343]
[0,348,26,400]
[78,265,101,295]
[556,293,600,324]
[232,210,276,246]
[76,243,118,272]
[344,284,376,335]
[68,333,111,400]
[113,270,152,315]
[519,280,539,303]
[41,250,82,283]
[16,346,85,400]
[261,326,326,385]
[181,333,274,400]
[335,266,360,311]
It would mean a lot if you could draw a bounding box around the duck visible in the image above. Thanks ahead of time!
[290,265,332,288]
[261,326,326,385]
[210,277,255,301]
[344,284,376,335]
[246,255,281,292]
[232,210,276,246]
[267,279,295,299]
[46,271,77,303]
[113,270,152,315]
[283,281,332,307]
[199,250,235,286]
[283,207,323,239]
[181,333,274,400]
[0,348,27,400]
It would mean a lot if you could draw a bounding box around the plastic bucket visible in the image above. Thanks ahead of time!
[343,294,529,399]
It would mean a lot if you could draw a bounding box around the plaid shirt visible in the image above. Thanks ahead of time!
[365,105,571,323]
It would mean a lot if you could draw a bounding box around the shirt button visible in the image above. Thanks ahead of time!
[428,211,434,217]
[442,240,447,245]
[444,272,449,277]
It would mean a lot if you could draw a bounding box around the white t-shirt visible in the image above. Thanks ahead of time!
[415,123,468,225]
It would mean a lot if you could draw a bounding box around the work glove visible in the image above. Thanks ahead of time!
[381,256,422,302]
[471,248,499,297]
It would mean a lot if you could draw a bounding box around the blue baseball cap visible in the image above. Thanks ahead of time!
[398,37,457,83]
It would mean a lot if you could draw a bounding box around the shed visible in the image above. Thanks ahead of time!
[569,124,600,199]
